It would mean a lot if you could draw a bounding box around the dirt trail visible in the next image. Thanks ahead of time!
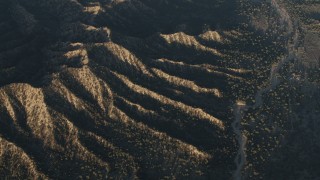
[232,101,247,180]
[231,0,299,179]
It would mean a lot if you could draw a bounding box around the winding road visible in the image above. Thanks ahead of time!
[232,101,248,180]
[231,0,299,179]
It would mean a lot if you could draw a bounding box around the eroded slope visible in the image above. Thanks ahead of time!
[0,0,314,179]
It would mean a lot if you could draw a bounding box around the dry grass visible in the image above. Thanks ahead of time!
[152,68,222,97]
[113,71,225,129]
[160,32,223,56]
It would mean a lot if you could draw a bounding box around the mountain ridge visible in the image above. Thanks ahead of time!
[0,0,319,179]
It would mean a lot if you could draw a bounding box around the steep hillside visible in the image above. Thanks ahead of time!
[0,0,318,179]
